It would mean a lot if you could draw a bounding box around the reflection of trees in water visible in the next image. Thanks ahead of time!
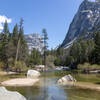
[6,86,43,100]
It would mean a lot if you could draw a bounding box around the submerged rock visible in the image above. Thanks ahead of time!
[57,74,76,86]
[27,70,40,78]
[0,87,26,100]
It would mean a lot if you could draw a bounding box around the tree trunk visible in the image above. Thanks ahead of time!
[15,38,20,62]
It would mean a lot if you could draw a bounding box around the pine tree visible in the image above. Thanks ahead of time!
[94,32,100,64]
[2,21,10,70]
[3,20,10,37]
[29,49,42,66]
[70,42,78,62]
[42,29,48,66]
[15,18,28,62]
[12,24,19,46]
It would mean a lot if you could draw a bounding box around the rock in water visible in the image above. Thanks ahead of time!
[58,74,76,85]
[0,87,26,100]
[27,70,40,78]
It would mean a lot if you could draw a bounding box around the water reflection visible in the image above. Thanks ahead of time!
[6,72,100,100]
[42,78,67,100]
[7,76,67,100]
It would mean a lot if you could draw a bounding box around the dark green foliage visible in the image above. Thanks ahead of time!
[28,49,42,67]
[42,29,48,66]
[70,42,80,63]
[53,39,95,68]
[12,24,19,46]
[3,20,10,37]
[1,21,10,69]
[15,18,28,62]
[0,19,28,72]
[54,58,61,66]
[64,56,74,66]
[70,40,94,65]
[42,29,48,51]
[93,32,100,64]
[54,47,65,66]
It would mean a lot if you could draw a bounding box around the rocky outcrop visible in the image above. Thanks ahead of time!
[61,0,100,48]
[0,87,26,100]
[27,70,40,78]
[57,74,76,85]
[25,33,43,54]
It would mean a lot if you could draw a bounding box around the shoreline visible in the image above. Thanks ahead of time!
[58,81,100,92]
[1,78,39,87]
[73,82,100,91]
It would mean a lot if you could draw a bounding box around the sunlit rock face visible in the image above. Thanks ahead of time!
[96,0,100,2]
[0,87,26,100]
[61,0,100,48]
[25,33,43,54]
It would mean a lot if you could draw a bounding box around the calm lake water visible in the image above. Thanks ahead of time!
[6,71,100,100]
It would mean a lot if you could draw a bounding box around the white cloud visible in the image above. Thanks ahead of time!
[0,15,12,31]
[0,23,3,30]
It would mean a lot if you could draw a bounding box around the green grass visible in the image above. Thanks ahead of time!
[54,70,100,84]
[66,87,100,100]
[0,73,26,82]
[74,74,100,84]
[78,63,100,70]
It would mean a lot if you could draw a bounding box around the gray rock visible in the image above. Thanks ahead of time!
[25,33,43,54]
[0,87,26,100]
[58,74,76,85]
[27,70,40,78]
[61,0,100,48]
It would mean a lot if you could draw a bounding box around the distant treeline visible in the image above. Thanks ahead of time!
[0,19,100,71]
[53,31,100,69]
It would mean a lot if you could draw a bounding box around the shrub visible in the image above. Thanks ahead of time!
[78,63,100,70]
[14,61,28,72]
[0,61,5,71]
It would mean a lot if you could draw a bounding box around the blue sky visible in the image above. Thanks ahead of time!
[0,0,84,49]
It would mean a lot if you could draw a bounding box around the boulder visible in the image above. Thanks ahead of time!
[0,87,26,100]
[27,70,40,78]
[57,74,76,85]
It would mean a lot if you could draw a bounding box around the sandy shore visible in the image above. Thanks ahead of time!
[1,78,39,86]
[58,81,100,91]
[74,82,100,91]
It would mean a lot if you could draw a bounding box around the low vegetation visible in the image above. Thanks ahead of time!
[53,31,100,70]
[0,73,26,82]
[55,71,100,84]
[78,63,100,70]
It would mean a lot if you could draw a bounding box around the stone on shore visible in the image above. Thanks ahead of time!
[27,70,40,78]
[0,87,26,100]
[57,74,76,86]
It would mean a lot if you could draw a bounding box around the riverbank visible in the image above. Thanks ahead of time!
[0,72,26,82]
[73,82,100,91]
[6,71,100,100]
[55,71,100,91]
[1,78,39,86]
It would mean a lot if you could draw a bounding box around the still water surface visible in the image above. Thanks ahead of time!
[7,72,100,100]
